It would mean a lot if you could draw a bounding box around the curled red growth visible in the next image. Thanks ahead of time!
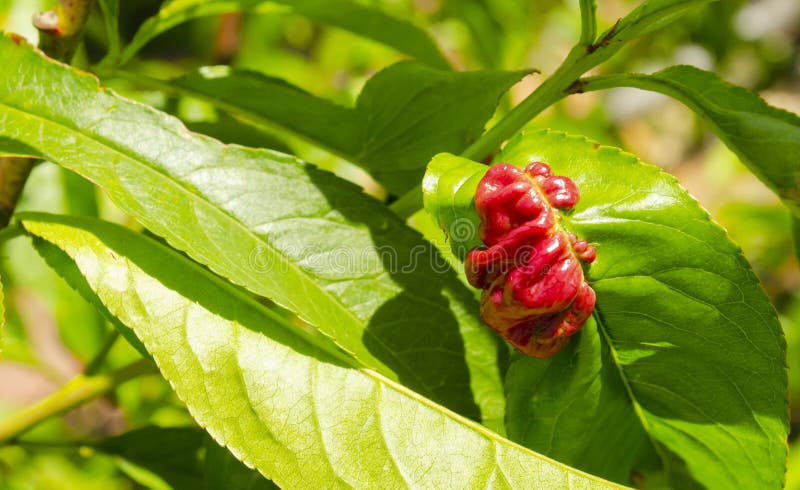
[465,162,596,358]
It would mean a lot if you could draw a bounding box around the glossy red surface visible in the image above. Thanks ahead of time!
[465,162,596,358]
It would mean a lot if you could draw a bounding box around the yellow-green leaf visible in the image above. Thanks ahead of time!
[22,213,626,489]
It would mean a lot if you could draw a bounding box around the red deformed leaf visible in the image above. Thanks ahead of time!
[465,162,596,358]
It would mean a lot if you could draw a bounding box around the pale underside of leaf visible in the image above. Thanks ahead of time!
[22,214,626,490]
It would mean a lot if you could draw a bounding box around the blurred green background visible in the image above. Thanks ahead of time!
[0,0,798,488]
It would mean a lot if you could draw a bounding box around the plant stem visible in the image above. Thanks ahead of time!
[460,46,590,162]
[579,0,598,46]
[391,0,666,219]
[393,21,633,220]
[570,73,640,93]
[34,0,96,62]
[390,46,592,219]
[98,0,121,65]
[0,158,35,228]
[389,187,423,217]
[0,359,157,444]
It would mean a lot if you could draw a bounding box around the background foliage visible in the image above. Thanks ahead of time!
[0,0,797,488]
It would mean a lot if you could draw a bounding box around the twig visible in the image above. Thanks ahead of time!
[34,0,95,62]
[0,359,158,444]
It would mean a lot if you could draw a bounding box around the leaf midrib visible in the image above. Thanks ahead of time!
[649,68,800,125]
[486,136,672,479]
[591,310,672,479]
[592,296,773,488]
[524,141,676,479]
[594,273,777,361]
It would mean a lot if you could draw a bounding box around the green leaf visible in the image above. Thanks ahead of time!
[61,168,99,217]
[423,130,788,489]
[97,426,276,489]
[789,440,800,490]
[354,64,526,194]
[580,66,800,217]
[32,236,150,359]
[98,427,205,489]
[55,169,109,361]
[0,35,504,426]
[505,325,658,487]
[0,137,39,158]
[167,62,528,194]
[604,0,716,45]
[441,0,505,68]
[0,271,4,358]
[204,435,278,490]
[170,66,361,157]
[97,0,120,64]
[182,112,292,154]
[794,216,800,263]
[116,0,449,69]
[22,213,624,489]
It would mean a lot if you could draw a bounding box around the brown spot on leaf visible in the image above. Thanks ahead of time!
[9,33,25,45]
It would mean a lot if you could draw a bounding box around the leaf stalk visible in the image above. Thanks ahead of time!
[34,0,95,62]
[0,359,157,444]
[579,0,598,46]
[460,46,589,162]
